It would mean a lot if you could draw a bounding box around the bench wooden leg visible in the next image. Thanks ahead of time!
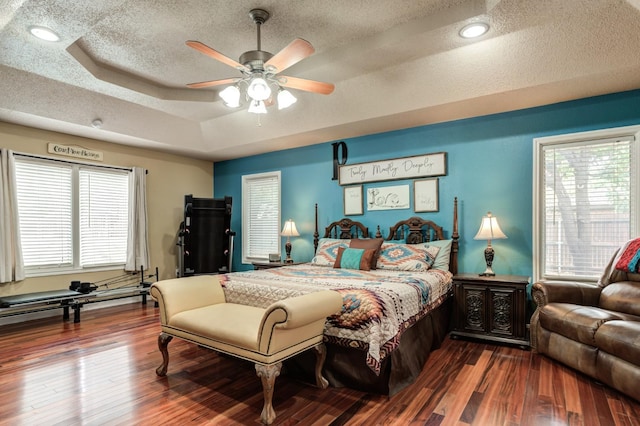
[255,362,282,425]
[156,332,173,376]
[313,343,329,389]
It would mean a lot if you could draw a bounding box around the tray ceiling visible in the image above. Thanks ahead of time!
[2,0,640,160]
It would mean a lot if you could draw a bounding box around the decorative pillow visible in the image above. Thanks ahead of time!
[333,247,376,271]
[311,238,351,266]
[422,239,453,271]
[376,242,440,271]
[614,237,640,273]
[349,238,384,269]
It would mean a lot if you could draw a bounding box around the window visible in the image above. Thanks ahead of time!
[533,126,640,282]
[242,171,281,263]
[14,156,130,275]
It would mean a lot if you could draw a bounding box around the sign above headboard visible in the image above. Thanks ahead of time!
[338,152,446,185]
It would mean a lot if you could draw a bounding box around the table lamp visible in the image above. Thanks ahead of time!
[281,219,300,263]
[473,212,507,276]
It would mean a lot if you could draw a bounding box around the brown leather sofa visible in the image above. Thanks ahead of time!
[530,248,640,402]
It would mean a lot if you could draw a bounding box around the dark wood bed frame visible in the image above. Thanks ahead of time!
[288,197,460,396]
[315,197,459,275]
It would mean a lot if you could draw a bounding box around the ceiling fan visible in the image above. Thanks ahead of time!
[186,8,335,114]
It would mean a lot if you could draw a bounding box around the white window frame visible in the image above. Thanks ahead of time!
[533,125,640,283]
[14,155,130,277]
[241,171,281,264]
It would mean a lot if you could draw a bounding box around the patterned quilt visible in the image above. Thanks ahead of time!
[219,264,453,374]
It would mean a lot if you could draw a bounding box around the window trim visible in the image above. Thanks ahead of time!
[14,154,131,277]
[241,170,281,264]
[532,124,640,283]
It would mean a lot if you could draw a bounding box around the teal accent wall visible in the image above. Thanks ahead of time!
[214,89,640,274]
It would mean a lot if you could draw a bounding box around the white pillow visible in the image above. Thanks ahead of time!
[422,239,452,271]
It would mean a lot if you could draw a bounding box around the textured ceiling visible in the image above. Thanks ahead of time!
[2,0,640,161]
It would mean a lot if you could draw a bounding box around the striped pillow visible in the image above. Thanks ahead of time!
[376,242,440,271]
[333,247,376,271]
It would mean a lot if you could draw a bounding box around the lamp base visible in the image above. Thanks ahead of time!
[479,246,496,276]
[284,240,293,264]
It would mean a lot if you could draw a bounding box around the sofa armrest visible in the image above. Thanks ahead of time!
[151,275,226,324]
[258,290,343,352]
[531,280,601,308]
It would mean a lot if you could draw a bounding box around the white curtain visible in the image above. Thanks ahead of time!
[0,149,24,283]
[125,167,150,272]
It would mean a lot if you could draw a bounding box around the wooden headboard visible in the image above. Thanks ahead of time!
[313,197,459,274]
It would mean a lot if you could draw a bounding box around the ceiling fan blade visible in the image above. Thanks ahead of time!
[265,38,315,73]
[279,76,335,95]
[186,40,248,71]
[186,78,238,89]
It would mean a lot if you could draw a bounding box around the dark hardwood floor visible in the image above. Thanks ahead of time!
[1,301,639,425]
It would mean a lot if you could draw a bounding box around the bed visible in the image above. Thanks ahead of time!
[220,197,459,396]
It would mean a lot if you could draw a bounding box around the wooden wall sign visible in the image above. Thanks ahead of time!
[338,152,446,185]
[48,143,103,161]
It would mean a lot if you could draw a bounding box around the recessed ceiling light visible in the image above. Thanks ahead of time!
[29,26,60,42]
[459,22,489,39]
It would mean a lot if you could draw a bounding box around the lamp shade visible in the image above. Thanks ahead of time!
[277,89,297,109]
[247,76,271,101]
[248,100,267,114]
[281,219,300,237]
[473,212,507,241]
[219,85,240,107]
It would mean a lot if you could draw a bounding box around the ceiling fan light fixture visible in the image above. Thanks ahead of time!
[248,100,267,114]
[459,22,489,39]
[277,89,297,110]
[247,75,271,101]
[186,8,333,115]
[219,85,241,107]
[29,25,60,42]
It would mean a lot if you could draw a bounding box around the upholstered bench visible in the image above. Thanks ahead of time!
[150,275,343,425]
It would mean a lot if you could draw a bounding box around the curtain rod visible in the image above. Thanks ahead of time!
[13,152,148,174]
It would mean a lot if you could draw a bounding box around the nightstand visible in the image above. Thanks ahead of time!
[450,273,531,349]
[252,261,301,270]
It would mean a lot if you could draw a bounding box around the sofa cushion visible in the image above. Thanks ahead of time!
[594,320,640,367]
[599,282,640,317]
[538,303,624,346]
[170,303,264,351]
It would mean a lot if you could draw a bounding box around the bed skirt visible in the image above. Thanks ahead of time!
[284,295,452,396]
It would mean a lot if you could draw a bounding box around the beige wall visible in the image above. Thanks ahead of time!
[0,121,213,296]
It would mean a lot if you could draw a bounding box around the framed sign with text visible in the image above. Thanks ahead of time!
[367,185,410,211]
[338,152,446,185]
[414,178,439,212]
[343,185,363,215]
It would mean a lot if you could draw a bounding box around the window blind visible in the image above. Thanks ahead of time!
[79,168,129,267]
[242,172,280,262]
[541,136,635,280]
[14,160,73,268]
[13,156,130,274]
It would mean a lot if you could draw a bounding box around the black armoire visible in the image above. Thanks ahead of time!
[179,195,233,276]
